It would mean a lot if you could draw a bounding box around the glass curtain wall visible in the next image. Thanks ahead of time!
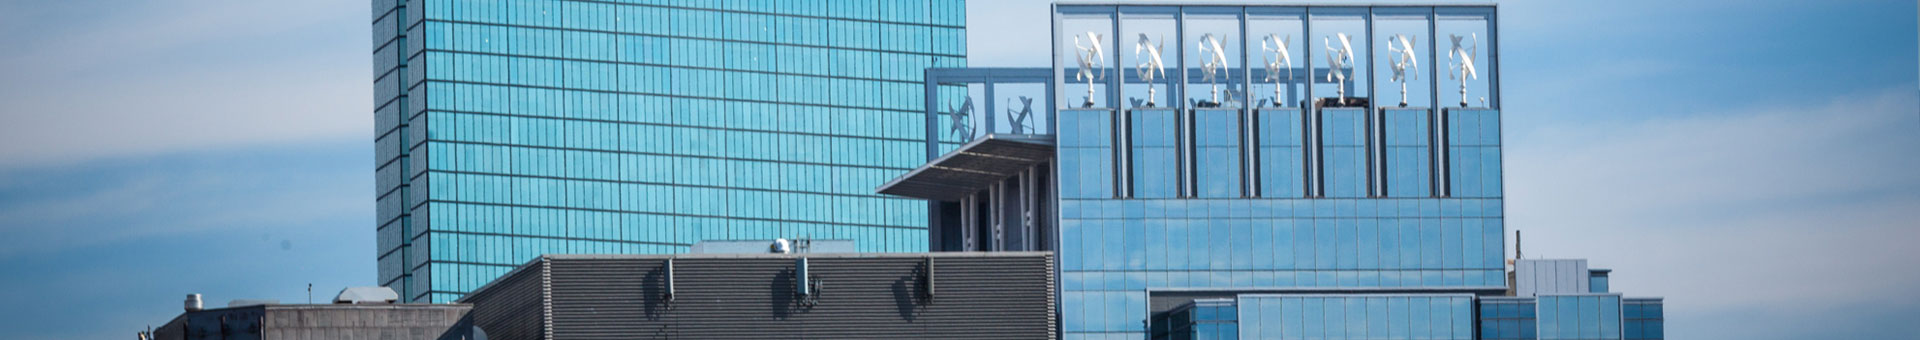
[1053,5,1501,339]
[378,0,966,303]
[1239,295,1475,340]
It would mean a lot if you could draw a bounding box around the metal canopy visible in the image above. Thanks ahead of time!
[877,134,1056,201]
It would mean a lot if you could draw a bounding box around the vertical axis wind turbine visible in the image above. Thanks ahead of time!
[1324,33,1356,106]
[1387,34,1419,107]
[1197,34,1230,106]
[1134,34,1167,107]
[1262,34,1293,107]
[1449,33,1480,108]
[1074,32,1107,108]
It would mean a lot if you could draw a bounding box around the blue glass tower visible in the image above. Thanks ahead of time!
[372,0,967,303]
[884,3,1663,339]
[1047,5,1509,338]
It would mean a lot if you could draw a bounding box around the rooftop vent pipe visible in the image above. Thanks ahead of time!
[184,294,203,312]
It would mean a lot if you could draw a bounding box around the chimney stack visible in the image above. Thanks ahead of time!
[1515,230,1523,260]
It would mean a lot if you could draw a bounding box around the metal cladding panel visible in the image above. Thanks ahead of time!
[460,260,548,340]
[1516,259,1589,297]
[506,253,1055,340]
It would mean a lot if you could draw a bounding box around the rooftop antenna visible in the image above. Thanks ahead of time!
[307,283,313,304]
[664,259,676,304]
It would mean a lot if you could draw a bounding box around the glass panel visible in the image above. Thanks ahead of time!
[1371,8,1436,108]
[1257,108,1306,197]
[994,83,1053,134]
[1060,110,1116,199]
[1320,108,1369,198]
[1579,297,1601,339]
[1537,297,1558,339]
[1246,7,1309,108]
[1559,297,1579,339]
[1195,109,1244,198]
[1121,6,1180,108]
[1182,7,1246,107]
[1434,7,1494,109]
[1060,6,1119,109]
[1383,108,1433,197]
[1601,296,1622,339]
[1308,8,1369,106]
[1408,297,1431,337]
[1446,109,1499,198]
[1132,109,1181,198]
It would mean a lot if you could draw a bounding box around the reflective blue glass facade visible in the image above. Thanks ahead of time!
[885,3,1670,339]
[1479,298,1539,340]
[1156,299,1240,340]
[1049,4,1518,339]
[1238,295,1476,340]
[1536,294,1623,340]
[1058,105,1506,337]
[373,0,966,302]
[1622,299,1665,340]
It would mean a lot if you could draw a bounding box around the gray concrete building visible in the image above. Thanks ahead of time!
[150,303,471,340]
[452,252,1058,340]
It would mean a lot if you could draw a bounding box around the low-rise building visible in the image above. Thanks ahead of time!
[451,251,1058,340]
[150,291,470,340]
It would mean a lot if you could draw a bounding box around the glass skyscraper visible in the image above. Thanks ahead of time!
[1043,6,1512,338]
[883,3,1664,339]
[372,0,966,303]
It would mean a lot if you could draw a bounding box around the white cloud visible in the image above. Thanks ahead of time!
[1505,85,1920,338]
[0,0,369,168]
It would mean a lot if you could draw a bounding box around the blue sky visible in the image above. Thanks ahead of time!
[0,0,1914,339]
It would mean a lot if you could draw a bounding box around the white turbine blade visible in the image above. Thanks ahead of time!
[1278,35,1292,68]
[1209,38,1228,67]
[1323,36,1336,60]
[1262,35,1279,82]
[1337,33,1354,60]
[1198,34,1215,57]
[1468,33,1479,65]
[1325,53,1338,81]
[1462,56,1478,80]
[1464,34,1480,80]
[1399,35,1419,64]
[1090,32,1104,59]
[1407,37,1419,68]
